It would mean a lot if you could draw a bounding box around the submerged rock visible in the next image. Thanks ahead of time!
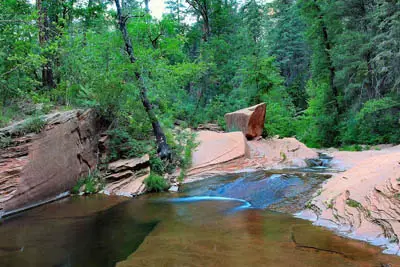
[168,185,179,193]
[0,109,101,217]
[225,103,266,139]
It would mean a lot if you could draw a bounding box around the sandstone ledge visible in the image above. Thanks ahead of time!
[0,109,100,217]
[297,145,400,255]
[186,131,318,182]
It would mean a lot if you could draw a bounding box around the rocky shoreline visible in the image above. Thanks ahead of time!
[1,105,399,257]
[296,145,400,256]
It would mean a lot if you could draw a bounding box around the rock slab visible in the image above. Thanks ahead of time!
[225,103,266,139]
[0,109,100,217]
[300,148,400,255]
[188,131,249,176]
[103,154,150,197]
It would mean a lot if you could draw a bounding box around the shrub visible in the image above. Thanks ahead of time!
[346,199,361,208]
[0,133,12,149]
[107,128,147,162]
[339,97,400,145]
[71,170,103,194]
[149,152,167,174]
[15,116,46,136]
[144,173,168,192]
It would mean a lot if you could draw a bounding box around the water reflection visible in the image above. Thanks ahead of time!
[0,194,399,267]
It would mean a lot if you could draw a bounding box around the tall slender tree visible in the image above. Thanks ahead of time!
[114,0,171,159]
[37,0,56,89]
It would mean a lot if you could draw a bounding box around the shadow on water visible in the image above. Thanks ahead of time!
[0,196,159,267]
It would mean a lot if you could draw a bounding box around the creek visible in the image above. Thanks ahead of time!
[0,169,398,266]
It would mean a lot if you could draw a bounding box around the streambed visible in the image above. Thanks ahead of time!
[0,170,398,266]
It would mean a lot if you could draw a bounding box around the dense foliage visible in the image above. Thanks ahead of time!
[0,0,399,154]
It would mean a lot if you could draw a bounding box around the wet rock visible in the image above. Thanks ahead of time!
[169,185,179,193]
[225,103,266,139]
[0,109,100,217]
[305,158,324,167]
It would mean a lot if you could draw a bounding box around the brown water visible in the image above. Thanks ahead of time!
[0,192,399,267]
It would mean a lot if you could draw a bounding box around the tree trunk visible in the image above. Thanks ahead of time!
[144,0,150,13]
[313,1,339,113]
[83,0,93,46]
[37,0,56,89]
[186,0,211,42]
[114,0,171,159]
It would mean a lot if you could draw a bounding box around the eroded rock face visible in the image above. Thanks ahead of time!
[299,150,400,255]
[225,103,266,139]
[0,110,100,217]
[103,154,150,197]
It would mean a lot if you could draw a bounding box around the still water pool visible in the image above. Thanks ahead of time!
[0,171,398,267]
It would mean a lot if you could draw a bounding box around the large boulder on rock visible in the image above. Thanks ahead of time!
[102,154,150,197]
[225,103,266,139]
[0,109,100,217]
[188,131,249,177]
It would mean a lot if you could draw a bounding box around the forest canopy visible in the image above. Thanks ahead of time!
[1,0,399,149]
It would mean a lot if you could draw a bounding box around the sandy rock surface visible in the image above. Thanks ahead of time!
[186,131,318,182]
[298,145,400,255]
[188,131,249,178]
[327,145,400,170]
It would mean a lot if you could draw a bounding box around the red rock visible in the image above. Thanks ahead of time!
[300,146,400,254]
[107,155,149,173]
[103,167,150,197]
[102,155,150,197]
[188,131,249,177]
[0,109,100,217]
[186,135,318,181]
[224,103,266,139]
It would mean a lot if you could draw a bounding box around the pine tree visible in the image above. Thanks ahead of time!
[266,0,310,110]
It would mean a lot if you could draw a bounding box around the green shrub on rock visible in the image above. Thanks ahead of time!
[16,116,46,136]
[144,173,169,192]
[71,170,103,195]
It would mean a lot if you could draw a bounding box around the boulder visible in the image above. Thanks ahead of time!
[0,109,100,217]
[225,103,266,139]
[103,154,150,197]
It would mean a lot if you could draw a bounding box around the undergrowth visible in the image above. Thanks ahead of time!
[144,173,169,192]
[71,170,103,194]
